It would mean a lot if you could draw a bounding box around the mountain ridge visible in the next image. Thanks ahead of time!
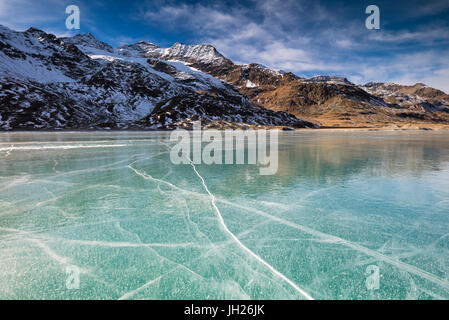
[0,25,313,130]
[1,25,448,130]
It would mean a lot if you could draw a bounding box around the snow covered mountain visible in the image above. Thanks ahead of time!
[1,25,448,130]
[0,25,313,130]
[362,82,449,113]
[60,33,115,54]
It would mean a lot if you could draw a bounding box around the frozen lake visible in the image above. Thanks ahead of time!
[0,131,448,299]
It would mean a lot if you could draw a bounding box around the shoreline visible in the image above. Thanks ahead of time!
[1,127,449,134]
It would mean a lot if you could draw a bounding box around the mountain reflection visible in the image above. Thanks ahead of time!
[207,131,449,197]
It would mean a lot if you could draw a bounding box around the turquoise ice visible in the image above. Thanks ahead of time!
[0,131,448,299]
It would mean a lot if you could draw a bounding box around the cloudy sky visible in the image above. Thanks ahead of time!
[1,0,449,92]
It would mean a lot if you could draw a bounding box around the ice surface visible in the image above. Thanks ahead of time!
[0,131,448,299]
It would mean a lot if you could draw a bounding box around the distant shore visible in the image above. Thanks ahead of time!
[1,125,449,133]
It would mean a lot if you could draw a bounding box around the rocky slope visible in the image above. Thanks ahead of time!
[362,82,449,113]
[207,63,449,129]
[1,25,448,130]
[140,43,449,129]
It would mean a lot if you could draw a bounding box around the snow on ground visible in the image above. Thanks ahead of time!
[0,52,75,83]
[164,60,227,90]
[84,45,229,92]
[246,80,258,88]
[83,47,176,83]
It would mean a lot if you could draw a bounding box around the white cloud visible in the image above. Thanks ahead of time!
[341,51,449,93]
[368,27,449,43]
[3,0,447,93]
[135,1,449,92]
[406,0,449,17]
[335,39,354,49]
[0,0,64,30]
[423,68,449,93]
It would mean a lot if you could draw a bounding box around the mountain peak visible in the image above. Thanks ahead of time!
[163,42,227,65]
[83,32,96,39]
[137,40,157,46]
[25,27,46,35]
[305,75,352,85]
[61,32,114,53]
[118,40,160,57]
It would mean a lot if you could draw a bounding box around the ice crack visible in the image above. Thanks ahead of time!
[187,160,314,300]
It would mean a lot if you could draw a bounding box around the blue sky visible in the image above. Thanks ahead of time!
[1,0,449,92]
